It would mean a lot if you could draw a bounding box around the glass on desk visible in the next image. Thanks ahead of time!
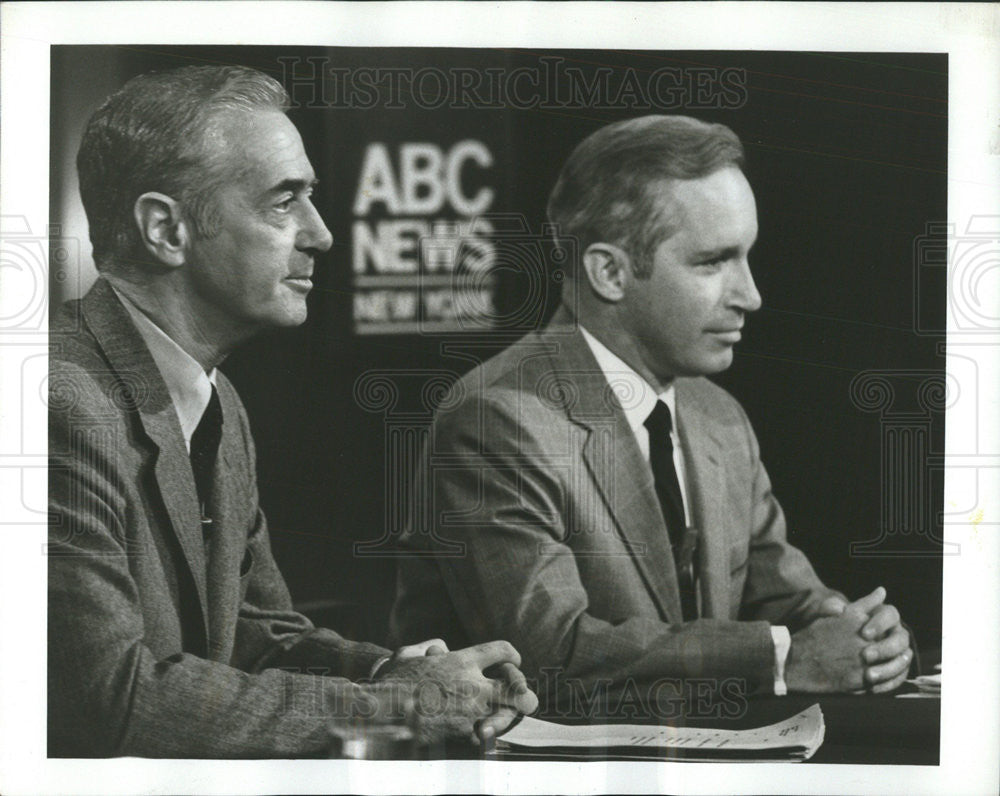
[328,719,417,760]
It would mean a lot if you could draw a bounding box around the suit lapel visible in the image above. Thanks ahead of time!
[542,308,682,622]
[81,280,210,637]
[675,381,729,619]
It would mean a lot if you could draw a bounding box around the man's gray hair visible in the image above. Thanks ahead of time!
[547,115,745,277]
[77,64,291,273]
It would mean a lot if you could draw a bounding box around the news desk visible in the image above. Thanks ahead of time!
[435,694,941,765]
[672,693,940,765]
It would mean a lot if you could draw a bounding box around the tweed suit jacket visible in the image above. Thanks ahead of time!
[390,305,841,710]
[48,279,389,757]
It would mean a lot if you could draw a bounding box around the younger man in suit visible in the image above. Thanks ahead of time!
[48,64,536,757]
[390,115,912,714]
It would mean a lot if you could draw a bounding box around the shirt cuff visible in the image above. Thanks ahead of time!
[771,625,791,696]
[367,654,392,681]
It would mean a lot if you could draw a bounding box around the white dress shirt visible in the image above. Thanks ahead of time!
[579,327,690,524]
[579,326,791,695]
[114,287,217,452]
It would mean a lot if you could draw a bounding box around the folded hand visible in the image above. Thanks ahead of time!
[376,640,538,744]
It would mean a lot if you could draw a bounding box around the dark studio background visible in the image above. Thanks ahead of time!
[51,46,947,653]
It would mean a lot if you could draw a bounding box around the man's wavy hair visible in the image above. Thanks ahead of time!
[77,64,290,273]
[546,115,745,278]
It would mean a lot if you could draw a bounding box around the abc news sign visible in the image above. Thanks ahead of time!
[351,140,498,335]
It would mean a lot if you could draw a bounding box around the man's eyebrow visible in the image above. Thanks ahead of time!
[691,239,757,261]
[266,177,320,196]
[692,245,742,261]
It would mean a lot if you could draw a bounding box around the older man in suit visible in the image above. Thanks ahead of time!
[48,64,535,757]
[389,115,912,715]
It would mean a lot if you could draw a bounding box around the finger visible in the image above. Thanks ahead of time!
[494,661,529,695]
[870,668,909,695]
[845,586,886,617]
[476,707,519,744]
[867,648,912,684]
[490,663,539,714]
[860,603,900,641]
[425,644,448,656]
[401,695,419,734]
[816,596,848,617]
[862,625,910,664]
[396,638,448,659]
[466,640,521,669]
[865,649,912,685]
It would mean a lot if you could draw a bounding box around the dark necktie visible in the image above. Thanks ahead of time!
[189,385,222,528]
[644,400,698,621]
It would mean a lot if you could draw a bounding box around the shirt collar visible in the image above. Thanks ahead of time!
[113,286,217,449]
[579,325,676,434]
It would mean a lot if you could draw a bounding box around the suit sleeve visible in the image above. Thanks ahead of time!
[224,388,389,681]
[232,507,390,681]
[396,392,778,710]
[734,402,846,630]
[48,364,392,758]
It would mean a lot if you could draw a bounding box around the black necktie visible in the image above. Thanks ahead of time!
[190,385,222,528]
[644,400,698,620]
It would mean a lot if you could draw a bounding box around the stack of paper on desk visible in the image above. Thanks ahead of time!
[494,704,825,762]
[899,663,942,698]
[904,673,941,696]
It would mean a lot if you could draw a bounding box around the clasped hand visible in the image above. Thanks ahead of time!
[374,638,538,745]
[787,587,911,694]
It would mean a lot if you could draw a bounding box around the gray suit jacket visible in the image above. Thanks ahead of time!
[390,306,840,710]
[48,279,389,757]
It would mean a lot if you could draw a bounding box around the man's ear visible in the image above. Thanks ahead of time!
[580,242,632,302]
[133,192,191,268]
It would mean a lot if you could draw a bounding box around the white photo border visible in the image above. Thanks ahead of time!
[1,2,997,794]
